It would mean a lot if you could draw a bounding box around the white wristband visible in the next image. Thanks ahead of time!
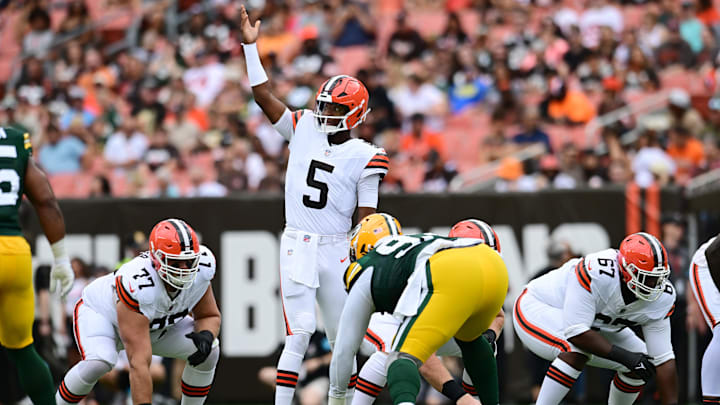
[51,238,70,264]
[243,43,269,87]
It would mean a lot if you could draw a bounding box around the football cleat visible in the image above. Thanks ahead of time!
[313,75,370,134]
[149,218,201,290]
[349,213,402,261]
[618,232,670,301]
[449,219,501,253]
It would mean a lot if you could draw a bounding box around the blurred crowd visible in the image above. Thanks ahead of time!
[2,0,720,196]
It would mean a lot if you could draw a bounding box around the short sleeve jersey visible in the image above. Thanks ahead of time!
[526,248,676,336]
[0,127,33,235]
[82,245,216,331]
[283,110,388,235]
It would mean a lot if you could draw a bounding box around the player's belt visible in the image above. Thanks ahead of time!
[284,227,348,244]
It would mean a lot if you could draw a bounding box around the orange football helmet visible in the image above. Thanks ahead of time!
[448,219,501,253]
[314,75,370,133]
[617,232,670,301]
[149,219,201,290]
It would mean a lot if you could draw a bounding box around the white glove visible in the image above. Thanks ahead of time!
[49,239,74,298]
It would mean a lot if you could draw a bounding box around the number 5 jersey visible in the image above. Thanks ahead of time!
[81,245,216,331]
[279,109,388,236]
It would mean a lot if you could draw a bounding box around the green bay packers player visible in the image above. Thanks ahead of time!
[0,126,73,404]
[328,214,508,405]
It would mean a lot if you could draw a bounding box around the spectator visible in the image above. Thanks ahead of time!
[88,174,112,197]
[667,126,706,184]
[554,143,583,189]
[187,167,228,197]
[331,1,375,47]
[37,124,87,174]
[632,130,677,188]
[680,1,706,53]
[130,79,166,134]
[387,12,426,61]
[656,20,696,68]
[389,74,447,127]
[228,139,266,191]
[144,128,180,172]
[153,165,181,198]
[578,0,623,49]
[422,150,456,192]
[292,26,334,77]
[59,86,95,131]
[546,79,597,124]
[400,113,447,161]
[638,12,668,52]
[182,50,226,108]
[19,7,54,59]
[667,88,705,136]
[436,12,468,50]
[620,47,661,91]
[258,159,285,192]
[512,106,552,153]
[58,1,93,45]
[104,118,149,169]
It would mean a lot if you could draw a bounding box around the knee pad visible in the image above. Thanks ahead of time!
[192,343,220,372]
[284,332,312,358]
[76,359,113,383]
[385,351,422,374]
[292,311,316,335]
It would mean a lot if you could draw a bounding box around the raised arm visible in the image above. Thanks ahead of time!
[240,5,289,125]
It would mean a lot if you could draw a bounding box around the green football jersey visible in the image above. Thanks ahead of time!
[0,127,33,236]
[352,234,461,313]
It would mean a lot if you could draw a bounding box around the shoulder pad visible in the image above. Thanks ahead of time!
[197,245,216,281]
[115,256,157,309]
[654,281,677,320]
[292,109,312,131]
[578,249,621,296]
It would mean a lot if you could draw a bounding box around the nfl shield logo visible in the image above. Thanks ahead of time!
[303,235,311,242]
[324,149,331,156]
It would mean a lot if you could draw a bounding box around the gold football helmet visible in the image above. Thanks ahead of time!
[349,213,402,261]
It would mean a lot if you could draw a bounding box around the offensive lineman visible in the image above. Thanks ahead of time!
[0,126,73,404]
[688,235,720,403]
[56,219,221,405]
[513,232,678,405]
[353,219,505,405]
[329,214,508,405]
[240,6,387,405]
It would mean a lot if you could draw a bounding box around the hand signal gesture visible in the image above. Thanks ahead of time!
[240,5,260,44]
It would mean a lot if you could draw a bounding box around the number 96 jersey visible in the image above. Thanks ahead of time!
[284,110,388,235]
[81,245,216,331]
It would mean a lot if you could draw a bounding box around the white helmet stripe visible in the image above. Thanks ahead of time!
[169,218,191,251]
[469,219,496,249]
[323,75,349,94]
[637,232,663,268]
[380,213,399,236]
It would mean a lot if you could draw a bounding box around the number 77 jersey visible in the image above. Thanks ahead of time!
[284,110,388,235]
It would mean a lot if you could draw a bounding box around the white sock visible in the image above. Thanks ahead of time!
[461,369,479,399]
[354,352,388,405]
[609,373,644,405]
[181,345,220,405]
[275,333,310,405]
[57,359,111,404]
[536,358,581,405]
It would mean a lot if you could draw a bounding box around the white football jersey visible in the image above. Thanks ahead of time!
[527,248,676,336]
[82,245,216,331]
[283,110,387,235]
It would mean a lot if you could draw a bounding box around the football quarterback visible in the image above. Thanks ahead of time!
[240,6,387,405]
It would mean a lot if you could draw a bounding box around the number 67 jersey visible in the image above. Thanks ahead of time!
[525,249,676,336]
[81,245,216,331]
[282,110,388,235]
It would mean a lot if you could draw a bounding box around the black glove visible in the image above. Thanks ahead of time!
[607,345,656,382]
[185,330,214,366]
[481,329,497,356]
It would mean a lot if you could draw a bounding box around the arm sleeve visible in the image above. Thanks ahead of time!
[642,317,675,365]
[357,174,380,209]
[329,270,375,398]
[272,108,294,141]
[563,260,598,339]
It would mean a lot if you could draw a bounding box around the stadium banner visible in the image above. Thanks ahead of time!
[20,187,684,402]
